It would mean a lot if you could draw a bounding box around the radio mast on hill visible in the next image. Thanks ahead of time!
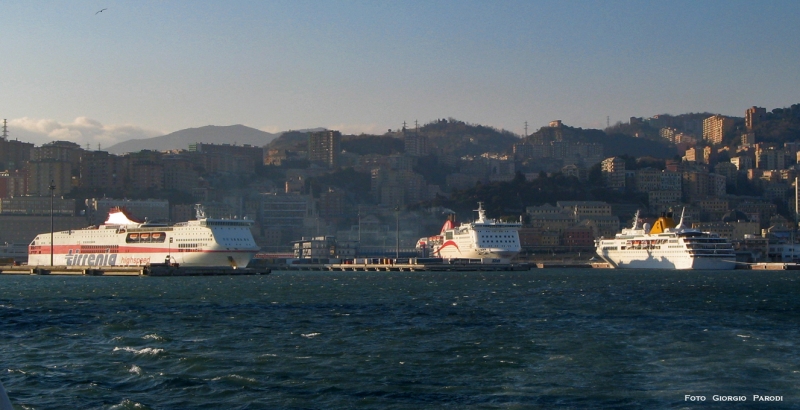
[2,119,7,140]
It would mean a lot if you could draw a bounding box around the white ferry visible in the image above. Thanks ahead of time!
[415,203,521,263]
[28,206,259,268]
[595,209,736,270]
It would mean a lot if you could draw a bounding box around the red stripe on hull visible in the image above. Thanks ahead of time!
[30,245,258,254]
[434,240,460,256]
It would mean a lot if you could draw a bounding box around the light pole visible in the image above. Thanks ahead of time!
[49,180,55,266]
[794,177,799,261]
[395,206,399,259]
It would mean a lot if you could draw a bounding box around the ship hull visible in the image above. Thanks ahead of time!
[416,203,522,264]
[28,249,256,268]
[435,246,518,264]
[598,250,736,270]
[29,212,259,268]
[596,210,737,271]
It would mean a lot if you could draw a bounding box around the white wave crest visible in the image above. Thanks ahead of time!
[129,364,142,375]
[301,333,321,338]
[211,374,257,383]
[143,334,164,341]
[108,398,146,409]
[113,346,164,355]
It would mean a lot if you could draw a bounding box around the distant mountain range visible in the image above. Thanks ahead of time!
[105,125,281,154]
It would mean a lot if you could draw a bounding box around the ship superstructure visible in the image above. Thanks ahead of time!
[415,203,521,263]
[28,206,259,267]
[595,209,736,270]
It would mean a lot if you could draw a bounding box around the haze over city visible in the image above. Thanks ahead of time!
[2,0,799,148]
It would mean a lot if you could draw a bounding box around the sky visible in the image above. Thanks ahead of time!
[2,0,799,148]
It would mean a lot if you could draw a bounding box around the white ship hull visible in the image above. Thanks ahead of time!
[598,249,736,270]
[596,210,736,271]
[417,203,521,264]
[29,208,259,268]
[435,240,520,263]
[28,248,256,268]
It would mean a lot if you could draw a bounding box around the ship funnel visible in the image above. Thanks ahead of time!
[441,214,456,233]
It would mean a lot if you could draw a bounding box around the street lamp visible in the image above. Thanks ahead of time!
[395,206,399,259]
[49,180,55,266]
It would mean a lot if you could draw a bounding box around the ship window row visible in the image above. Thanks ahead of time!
[126,232,167,243]
[80,245,119,253]
[202,221,251,226]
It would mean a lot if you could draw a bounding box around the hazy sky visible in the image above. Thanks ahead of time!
[2,0,799,147]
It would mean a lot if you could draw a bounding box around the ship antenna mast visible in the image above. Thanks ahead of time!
[675,207,686,229]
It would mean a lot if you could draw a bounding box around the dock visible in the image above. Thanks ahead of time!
[274,262,532,272]
[744,262,800,270]
[535,262,595,269]
[0,265,270,276]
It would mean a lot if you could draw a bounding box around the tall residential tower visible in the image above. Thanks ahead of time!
[308,130,341,168]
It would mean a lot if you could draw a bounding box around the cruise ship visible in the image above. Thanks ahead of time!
[595,210,736,270]
[28,206,259,268]
[415,203,521,263]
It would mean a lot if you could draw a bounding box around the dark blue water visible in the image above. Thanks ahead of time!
[0,269,798,409]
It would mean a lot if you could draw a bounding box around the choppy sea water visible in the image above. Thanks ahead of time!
[0,269,798,409]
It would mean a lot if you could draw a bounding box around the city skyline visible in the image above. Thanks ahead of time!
[2,0,799,148]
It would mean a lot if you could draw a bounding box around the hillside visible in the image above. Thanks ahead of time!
[266,130,310,151]
[752,104,800,144]
[106,125,279,154]
[264,128,328,152]
[420,118,521,156]
[341,135,403,155]
[526,124,675,158]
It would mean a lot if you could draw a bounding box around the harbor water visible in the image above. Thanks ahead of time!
[0,269,798,409]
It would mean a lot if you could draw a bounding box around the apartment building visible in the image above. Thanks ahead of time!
[601,157,625,189]
[745,106,767,131]
[308,130,341,168]
[703,115,735,145]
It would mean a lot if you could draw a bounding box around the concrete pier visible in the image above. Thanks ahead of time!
[0,265,270,276]
[274,262,532,272]
[746,263,800,270]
